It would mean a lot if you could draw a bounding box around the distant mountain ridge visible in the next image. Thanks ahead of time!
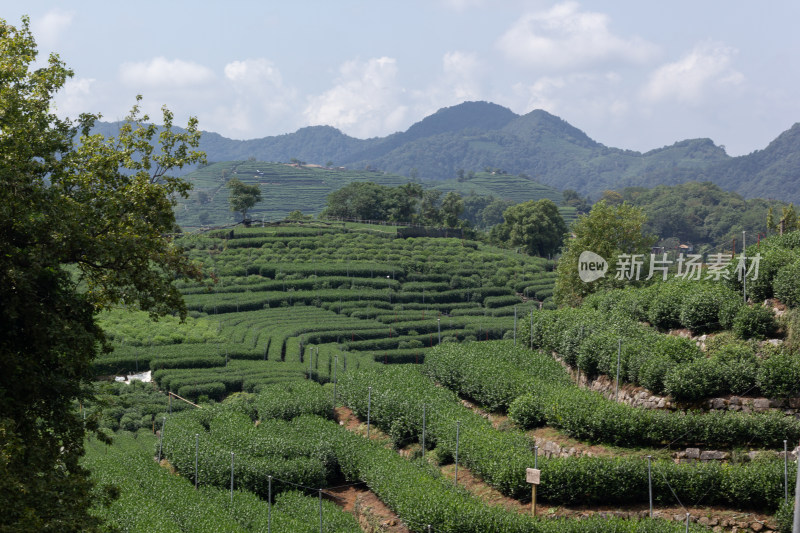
[95,101,800,203]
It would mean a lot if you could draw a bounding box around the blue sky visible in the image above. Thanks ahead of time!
[7,1,800,156]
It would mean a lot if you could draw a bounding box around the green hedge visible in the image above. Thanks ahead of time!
[339,363,789,511]
[426,342,800,448]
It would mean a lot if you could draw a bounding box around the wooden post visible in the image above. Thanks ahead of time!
[526,468,540,516]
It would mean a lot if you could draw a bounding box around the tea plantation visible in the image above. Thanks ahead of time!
[83,223,800,532]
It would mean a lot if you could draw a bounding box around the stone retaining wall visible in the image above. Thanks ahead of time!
[554,352,800,417]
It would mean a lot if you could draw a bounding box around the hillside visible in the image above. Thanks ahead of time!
[97,100,800,204]
[86,223,800,532]
[175,161,568,227]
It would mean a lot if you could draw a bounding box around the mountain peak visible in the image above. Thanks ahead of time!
[503,108,597,148]
[403,101,518,139]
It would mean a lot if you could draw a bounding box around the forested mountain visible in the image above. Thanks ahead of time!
[96,101,800,203]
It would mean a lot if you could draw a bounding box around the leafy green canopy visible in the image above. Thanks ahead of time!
[0,17,204,531]
[499,198,566,257]
[227,177,262,221]
[554,200,655,306]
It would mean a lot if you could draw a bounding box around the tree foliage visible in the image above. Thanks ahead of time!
[440,191,464,228]
[321,181,463,226]
[0,17,204,531]
[500,198,566,257]
[554,201,655,306]
[227,177,262,221]
[617,181,784,252]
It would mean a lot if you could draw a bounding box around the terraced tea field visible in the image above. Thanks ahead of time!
[94,222,555,401]
[86,223,799,532]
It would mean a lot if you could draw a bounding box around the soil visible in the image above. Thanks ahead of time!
[327,485,411,533]
[333,406,411,532]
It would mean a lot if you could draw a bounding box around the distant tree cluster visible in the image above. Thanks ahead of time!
[461,195,514,229]
[616,181,785,253]
[322,181,568,258]
[489,199,567,257]
[320,182,465,227]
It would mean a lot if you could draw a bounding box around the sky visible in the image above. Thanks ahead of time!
[6,1,800,156]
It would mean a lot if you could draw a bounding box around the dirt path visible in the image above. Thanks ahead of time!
[327,485,410,533]
[332,406,411,533]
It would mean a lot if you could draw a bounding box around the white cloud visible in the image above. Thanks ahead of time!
[510,76,565,114]
[496,1,656,70]
[304,57,409,138]
[224,58,283,86]
[119,57,215,88]
[641,41,743,105]
[31,9,74,48]
[210,58,297,137]
[440,0,486,10]
[53,77,96,117]
[440,51,484,102]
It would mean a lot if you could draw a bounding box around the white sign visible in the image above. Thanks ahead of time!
[526,468,540,485]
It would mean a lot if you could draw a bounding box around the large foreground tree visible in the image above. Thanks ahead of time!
[0,18,205,531]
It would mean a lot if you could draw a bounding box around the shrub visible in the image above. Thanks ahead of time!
[647,281,687,330]
[637,354,676,395]
[664,358,725,402]
[678,284,742,333]
[758,350,800,398]
[732,305,778,340]
[774,258,800,308]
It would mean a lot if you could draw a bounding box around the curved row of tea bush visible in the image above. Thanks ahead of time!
[153,360,308,401]
[159,384,707,533]
[339,364,790,510]
[161,404,336,493]
[519,303,796,400]
[425,342,800,448]
[297,415,706,533]
[84,430,361,532]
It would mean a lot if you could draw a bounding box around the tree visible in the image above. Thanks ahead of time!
[600,189,624,206]
[0,18,205,531]
[554,200,655,306]
[440,191,464,227]
[323,181,388,220]
[562,189,591,214]
[384,182,421,222]
[286,209,311,221]
[481,198,514,228]
[227,178,262,221]
[766,206,776,234]
[781,204,798,233]
[501,199,567,257]
[420,190,442,225]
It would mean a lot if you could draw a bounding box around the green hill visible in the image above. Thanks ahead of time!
[175,161,567,228]
[97,100,800,207]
